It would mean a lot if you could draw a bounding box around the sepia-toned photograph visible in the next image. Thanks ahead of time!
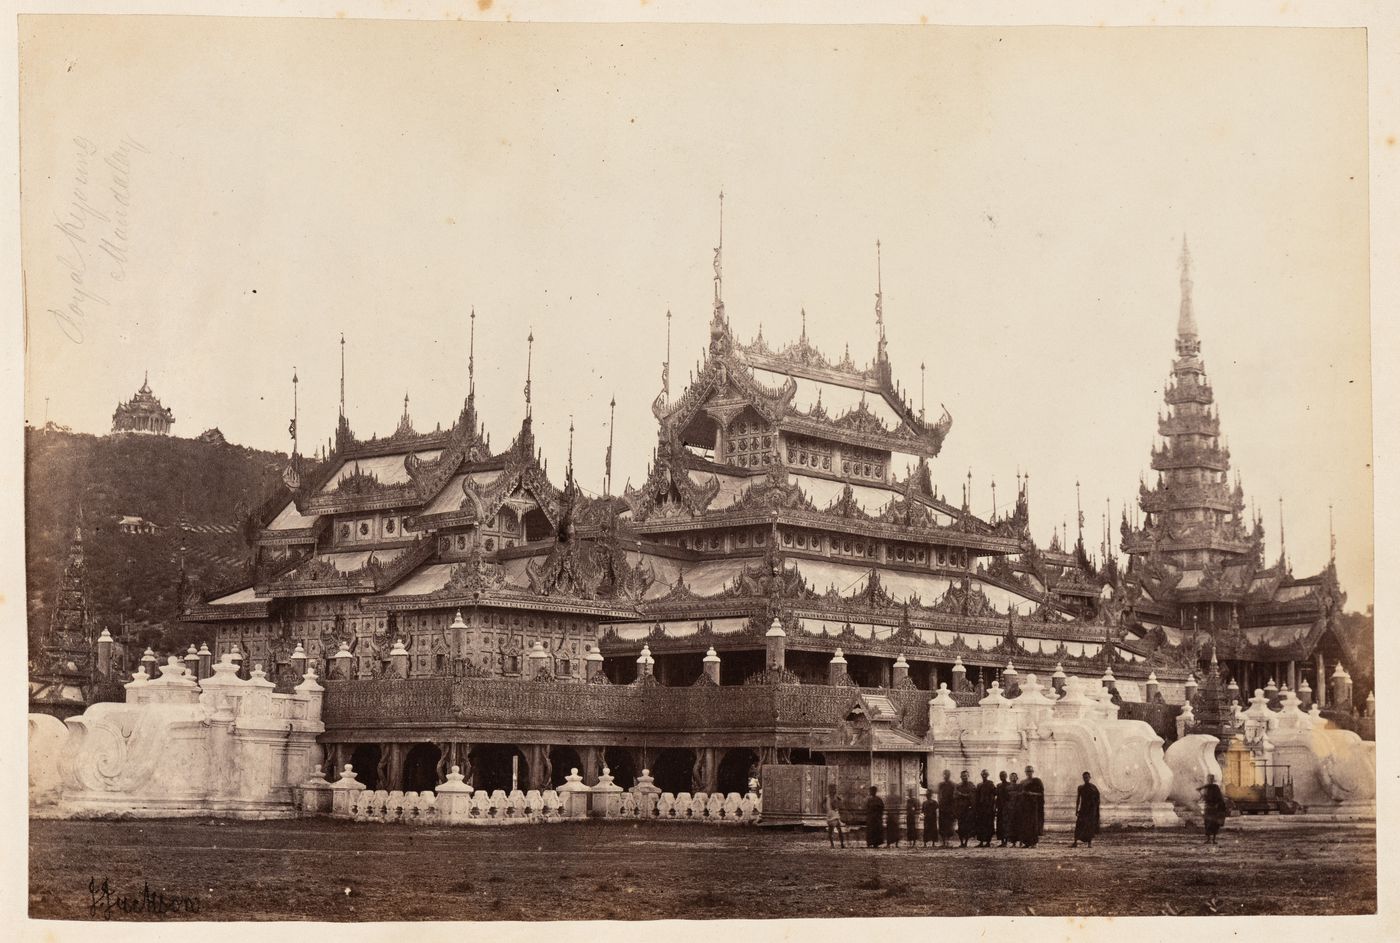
[15,8,1386,932]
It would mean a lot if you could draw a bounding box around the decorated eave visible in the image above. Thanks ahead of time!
[652,321,952,461]
[624,453,1022,553]
[255,534,437,598]
[597,610,1187,681]
[277,396,496,519]
[734,331,953,458]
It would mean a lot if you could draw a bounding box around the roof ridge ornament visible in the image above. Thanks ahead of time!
[709,190,731,354]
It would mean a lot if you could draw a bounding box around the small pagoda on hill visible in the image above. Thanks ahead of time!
[112,372,175,435]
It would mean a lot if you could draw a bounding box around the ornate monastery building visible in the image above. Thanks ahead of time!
[182,238,1356,800]
[111,372,175,435]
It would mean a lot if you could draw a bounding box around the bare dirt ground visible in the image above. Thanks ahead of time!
[29,817,1375,921]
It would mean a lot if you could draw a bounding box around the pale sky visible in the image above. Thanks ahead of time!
[19,19,1372,607]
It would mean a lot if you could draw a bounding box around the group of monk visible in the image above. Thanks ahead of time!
[831,766,1074,850]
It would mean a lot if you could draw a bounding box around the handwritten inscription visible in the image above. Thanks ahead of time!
[48,132,149,343]
[88,876,200,919]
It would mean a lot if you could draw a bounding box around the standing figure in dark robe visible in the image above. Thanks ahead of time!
[885,786,903,848]
[865,786,885,847]
[995,771,1011,846]
[936,770,956,847]
[1020,766,1045,848]
[954,770,976,847]
[920,789,939,847]
[1005,772,1024,846]
[904,787,920,849]
[1072,771,1100,848]
[974,770,998,846]
[1198,774,1229,845]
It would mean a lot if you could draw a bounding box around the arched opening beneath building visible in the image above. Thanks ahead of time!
[650,748,695,794]
[604,747,637,789]
[548,746,583,788]
[470,744,528,793]
[716,747,760,796]
[402,743,442,793]
[523,508,553,543]
[349,744,382,791]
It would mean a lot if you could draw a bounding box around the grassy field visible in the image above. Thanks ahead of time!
[29,817,1375,921]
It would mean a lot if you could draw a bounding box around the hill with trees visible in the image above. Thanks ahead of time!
[25,426,289,652]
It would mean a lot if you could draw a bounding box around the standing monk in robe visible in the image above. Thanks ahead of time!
[936,770,956,847]
[1198,774,1229,845]
[954,770,976,847]
[974,769,998,846]
[1020,765,1045,848]
[1005,772,1024,846]
[904,787,920,849]
[920,788,939,847]
[885,785,903,848]
[995,771,1011,846]
[1072,771,1100,848]
[865,785,885,847]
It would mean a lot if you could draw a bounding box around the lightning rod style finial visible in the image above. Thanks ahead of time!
[664,310,672,402]
[919,362,926,421]
[874,239,887,364]
[567,415,574,477]
[524,330,534,419]
[605,395,616,497]
[468,307,476,395]
[712,190,725,317]
[1076,479,1084,543]
[290,367,299,453]
[1329,502,1336,564]
[338,333,346,420]
[1278,495,1287,570]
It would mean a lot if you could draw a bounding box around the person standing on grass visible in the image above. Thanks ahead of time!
[995,770,1011,846]
[885,785,903,848]
[1005,772,1024,846]
[865,785,885,848]
[954,770,976,848]
[1198,774,1229,845]
[936,769,956,847]
[1072,771,1100,848]
[921,787,939,847]
[904,787,920,850]
[826,783,846,849]
[1020,766,1045,848]
[973,769,997,847]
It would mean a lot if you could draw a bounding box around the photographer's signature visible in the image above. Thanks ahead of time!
[87,875,200,920]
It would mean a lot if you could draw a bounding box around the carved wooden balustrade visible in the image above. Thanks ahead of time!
[322,677,931,739]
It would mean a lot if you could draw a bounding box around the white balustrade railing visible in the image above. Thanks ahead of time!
[315,764,761,826]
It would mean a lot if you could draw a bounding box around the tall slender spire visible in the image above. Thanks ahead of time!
[1075,479,1085,548]
[713,190,725,315]
[338,334,346,420]
[919,362,926,421]
[289,368,299,454]
[663,310,672,402]
[1176,234,1200,356]
[874,239,888,364]
[605,395,616,496]
[566,415,574,475]
[524,330,534,419]
[468,307,476,396]
[1278,496,1287,570]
